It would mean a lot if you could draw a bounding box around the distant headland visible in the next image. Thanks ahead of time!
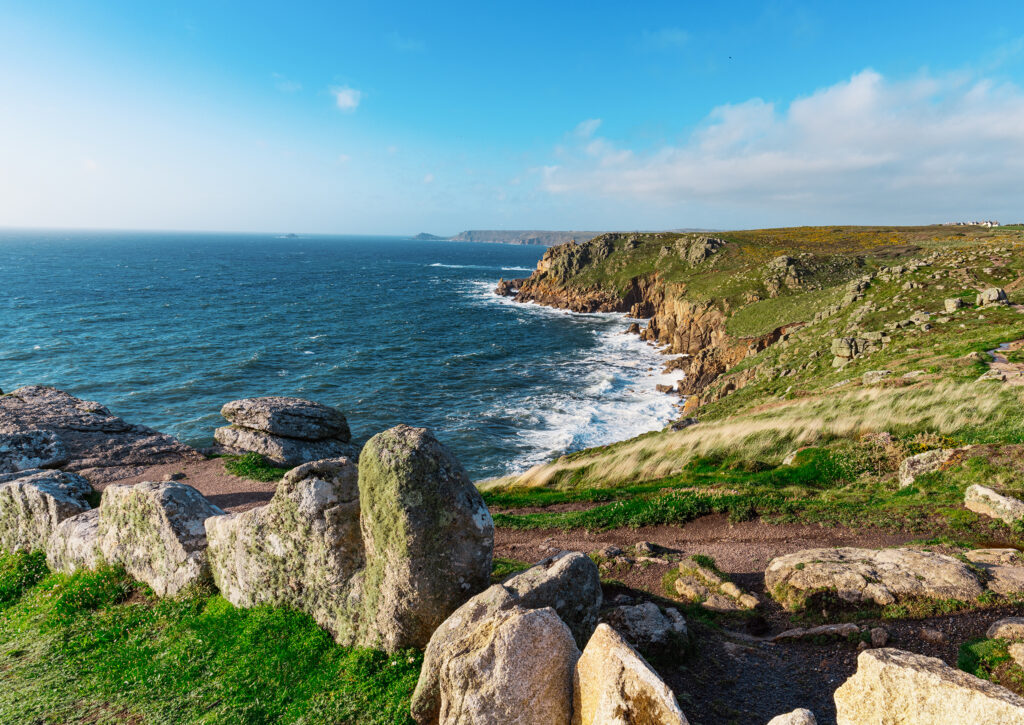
[414,230,604,245]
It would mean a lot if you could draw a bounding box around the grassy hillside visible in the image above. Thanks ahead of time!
[487,225,1024,538]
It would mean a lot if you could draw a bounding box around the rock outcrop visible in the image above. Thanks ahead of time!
[412,551,601,723]
[209,426,494,653]
[0,386,198,483]
[435,607,579,725]
[0,430,67,473]
[765,547,984,611]
[572,623,688,725]
[977,287,1010,306]
[0,469,93,552]
[214,396,357,467]
[897,448,958,487]
[205,457,364,627]
[97,481,225,597]
[963,548,1024,596]
[46,508,101,572]
[965,484,1024,525]
[834,648,1024,724]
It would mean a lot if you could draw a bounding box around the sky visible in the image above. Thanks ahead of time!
[2,1,1024,234]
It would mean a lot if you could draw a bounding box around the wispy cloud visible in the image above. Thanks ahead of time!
[332,86,363,112]
[337,153,351,164]
[543,69,1024,220]
[386,31,425,53]
[573,119,602,139]
[640,27,689,50]
[272,73,302,93]
[423,173,434,184]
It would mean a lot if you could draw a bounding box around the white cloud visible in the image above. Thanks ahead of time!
[423,173,434,184]
[542,69,1024,221]
[332,86,363,112]
[573,118,602,139]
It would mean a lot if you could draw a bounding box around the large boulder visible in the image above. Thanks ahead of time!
[46,509,101,572]
[965,485,1024,525]
[97,481,224,596]
[898,448,958,487]
[412,551,601,723]
[205,457,365,634]
[0,386,199,483]
[435,607,579,725]
[354,425,493,651]
[572,623,688,725]
[0,469,92,552]
[214,426,357,468]
[221,397,351,441]
[977,287,1009,307]
[215,396,355,467]
[834,648,1024,724]
[0,430,67,473]
[765,547,984,611]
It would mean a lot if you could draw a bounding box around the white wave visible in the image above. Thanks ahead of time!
[429,263,533,272]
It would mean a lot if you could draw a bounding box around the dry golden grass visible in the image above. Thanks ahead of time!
[491,381,1023,490]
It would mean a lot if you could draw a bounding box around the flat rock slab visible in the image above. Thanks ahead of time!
[765,547,984,611]
[214,426,358,467]
[0,430,67,473]
[221,397,350,441]
[964,548,1024,596]
[0,386,199,483]
[834,648,1024,724]
[0,469,93,552]
[98,481,224,597]
[573,623,688,725]
[965,485,1024,525]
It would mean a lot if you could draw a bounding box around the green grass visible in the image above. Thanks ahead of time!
[490,557,531,583]
[222,452,291,482]
[959,637,1024,695]
[0,550,47,609]
[0,558,421,724]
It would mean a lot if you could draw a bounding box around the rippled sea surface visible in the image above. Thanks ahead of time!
[0,230,680,479]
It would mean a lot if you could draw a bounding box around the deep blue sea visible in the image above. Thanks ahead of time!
[0,230,681,479]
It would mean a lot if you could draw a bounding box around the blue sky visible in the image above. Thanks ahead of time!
[2,1,1024,234]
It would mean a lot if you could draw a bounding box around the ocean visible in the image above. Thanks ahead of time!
[0,230,681,480]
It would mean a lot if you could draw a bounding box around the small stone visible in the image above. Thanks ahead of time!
[767,708,817,725]
[919,627,946,644]
[634,541,656,555]
[720,581,742,598]
[871,627,889,648]
[987,618,1024,641]
[162,472,186,481]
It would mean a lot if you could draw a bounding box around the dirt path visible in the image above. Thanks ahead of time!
[106,458,278,512]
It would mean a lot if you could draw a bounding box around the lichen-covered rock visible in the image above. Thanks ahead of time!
[945,297,967,313]
[412,551,601,723]
[897,448,957,487]
[0,386,199,483]
[672,556,759,612]
[765,547,984,611]
[98,482,224,597]
[220,397,351,441]
[601,602,688,655]
[46,509,101,572]
[965,485,1024,525]
[205,457,365,634]
[436,607,578,725]
[354,425,493,652]
[977,287,1009,307]
[834,648,1024,724]
[767,708,817,725]
[0,430,67,473]
[213,426,358,467]
[0,469,92,552]
[572,623,688,725]
[987,617,1024,641]
[964,549,1024,596]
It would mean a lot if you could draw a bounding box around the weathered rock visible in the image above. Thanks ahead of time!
[354,425,493,652]
[213,426,358,467]
[205,457,365,633]
[767,709,817,725]
[772,623,863,643]
[220,396,351,441]
[964,549,1024,596]
[765,547,984,611]
[965,484,1024,525]
[862,370,891,384]
[412,551,601,723]
[435,607,579,725]
[0,386,199,483]
[870,627,889,647]
[977,287,1009,307]
[0,469,92,552]
[987,617,1024,641]
[601,602,688,655]
[572,623,688,725]
[0,430,67,473]
[897,448,957,487]
[945,297,967,313]
[834,648,1024,724]
[46,508,101,572]
[97,481,224,597]
[673,556,759,611]
[1010,642,1024,670]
